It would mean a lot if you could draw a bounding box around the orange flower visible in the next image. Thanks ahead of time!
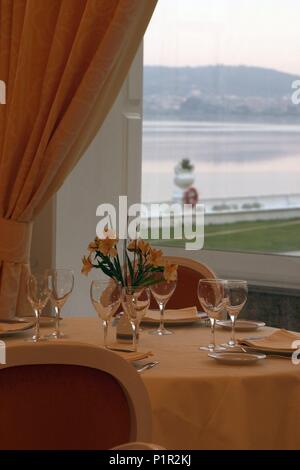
[88,237,100,253]
[98,224,118,241]
[147,248,163,267]
[81,256,93,276]
[137,239,150,255]
[163,262,178,282]
[104,228,117,240]
[127,239,138,252]
[98,238,118,257]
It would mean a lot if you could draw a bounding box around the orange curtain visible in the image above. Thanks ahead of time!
[0,0,157,318]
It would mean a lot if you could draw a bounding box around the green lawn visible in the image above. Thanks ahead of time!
[149,218,300,253]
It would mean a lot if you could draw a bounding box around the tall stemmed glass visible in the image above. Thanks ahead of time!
[47,269,74,339]
[27,273,51,342]
[90,279,121,347]
[224,280,248,348]
[198,279,226,351]
[122,286,150,352]
[149,274,177,336]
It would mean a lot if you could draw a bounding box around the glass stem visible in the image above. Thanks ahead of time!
[210,317,216,349]
[55,305,61,336]
[137,320,141,340]
[131,321,137,352]
[159,303,165,332]
[35,308,41,341]
[103,320,108,347]
[230,315,236,346]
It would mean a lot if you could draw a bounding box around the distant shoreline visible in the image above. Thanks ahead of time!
[143,116,300,125]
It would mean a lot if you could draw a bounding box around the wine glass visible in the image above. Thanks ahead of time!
[197,279,226,351]
[90,279,121,347]
[27,273,51,342]
[149,275,177,336]
[224,280,248,348]
[122,286,150,352]
[47,269,74,339]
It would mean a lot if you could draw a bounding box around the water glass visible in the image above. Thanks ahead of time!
[149,275,177,336]
[27,273,51,342]
[224,280,248,347]
[90,279,121,347]
[197,279,226,351]
[47,269,74,339]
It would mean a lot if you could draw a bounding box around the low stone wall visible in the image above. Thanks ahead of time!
[241,285,300,331]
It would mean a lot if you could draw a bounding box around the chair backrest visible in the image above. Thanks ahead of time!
[0,342,152,450]
[150,256,216,310]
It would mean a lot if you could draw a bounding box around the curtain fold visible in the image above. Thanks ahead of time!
[0,0,157,317]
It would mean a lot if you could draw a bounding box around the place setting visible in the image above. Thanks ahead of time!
[0,318,35,338]
[196,277,300,365]
[197,278,267,365]
[0,269,74,342]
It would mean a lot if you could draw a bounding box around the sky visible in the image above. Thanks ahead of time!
[144,0,300,75]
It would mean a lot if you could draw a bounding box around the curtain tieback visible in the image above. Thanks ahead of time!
[0,218,32,264]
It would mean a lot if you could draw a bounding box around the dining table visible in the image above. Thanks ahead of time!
[3,316,300,450]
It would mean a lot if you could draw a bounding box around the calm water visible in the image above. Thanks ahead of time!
[142,121,300,202]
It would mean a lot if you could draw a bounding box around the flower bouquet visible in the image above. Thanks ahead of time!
[81,227,177,286]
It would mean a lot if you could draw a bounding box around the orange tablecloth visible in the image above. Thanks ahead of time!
[3,316,300,450]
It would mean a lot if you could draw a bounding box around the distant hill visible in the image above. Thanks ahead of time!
[143,65,300,121]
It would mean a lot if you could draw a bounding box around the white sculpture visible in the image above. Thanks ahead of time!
[173,159,195,203]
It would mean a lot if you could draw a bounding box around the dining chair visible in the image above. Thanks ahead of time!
[112,442,165,450]
[151,255,217,310]
[0,342,153,450]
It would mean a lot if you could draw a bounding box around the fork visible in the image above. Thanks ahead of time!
[231,345,290,359]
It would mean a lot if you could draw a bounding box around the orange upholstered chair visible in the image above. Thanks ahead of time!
[0,342,153,450]
[150,256,217,311]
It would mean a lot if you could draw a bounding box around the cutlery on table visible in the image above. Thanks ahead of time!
[136,361,159,373]
[226,344,291,359]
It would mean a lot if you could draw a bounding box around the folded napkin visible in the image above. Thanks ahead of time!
[0,321,34,333]
[107,342,153,362]
[239,329,300,354]
[143,306,200,324]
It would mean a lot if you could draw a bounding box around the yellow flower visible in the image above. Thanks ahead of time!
[127,239,138,252]
[137,239,150,255]
[147,248,163,267]
[81,256,93,276]
[88,237,100,253]
[98,238,118,257]
[104,228,117,240]
[105,224,117,239]
[163,262,178,282]
[95,225,119,257]
[97,224,118,241]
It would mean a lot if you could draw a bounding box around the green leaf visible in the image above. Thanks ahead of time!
[126,253,134,284]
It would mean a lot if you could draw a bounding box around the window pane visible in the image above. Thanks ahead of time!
[142,0,300,256]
